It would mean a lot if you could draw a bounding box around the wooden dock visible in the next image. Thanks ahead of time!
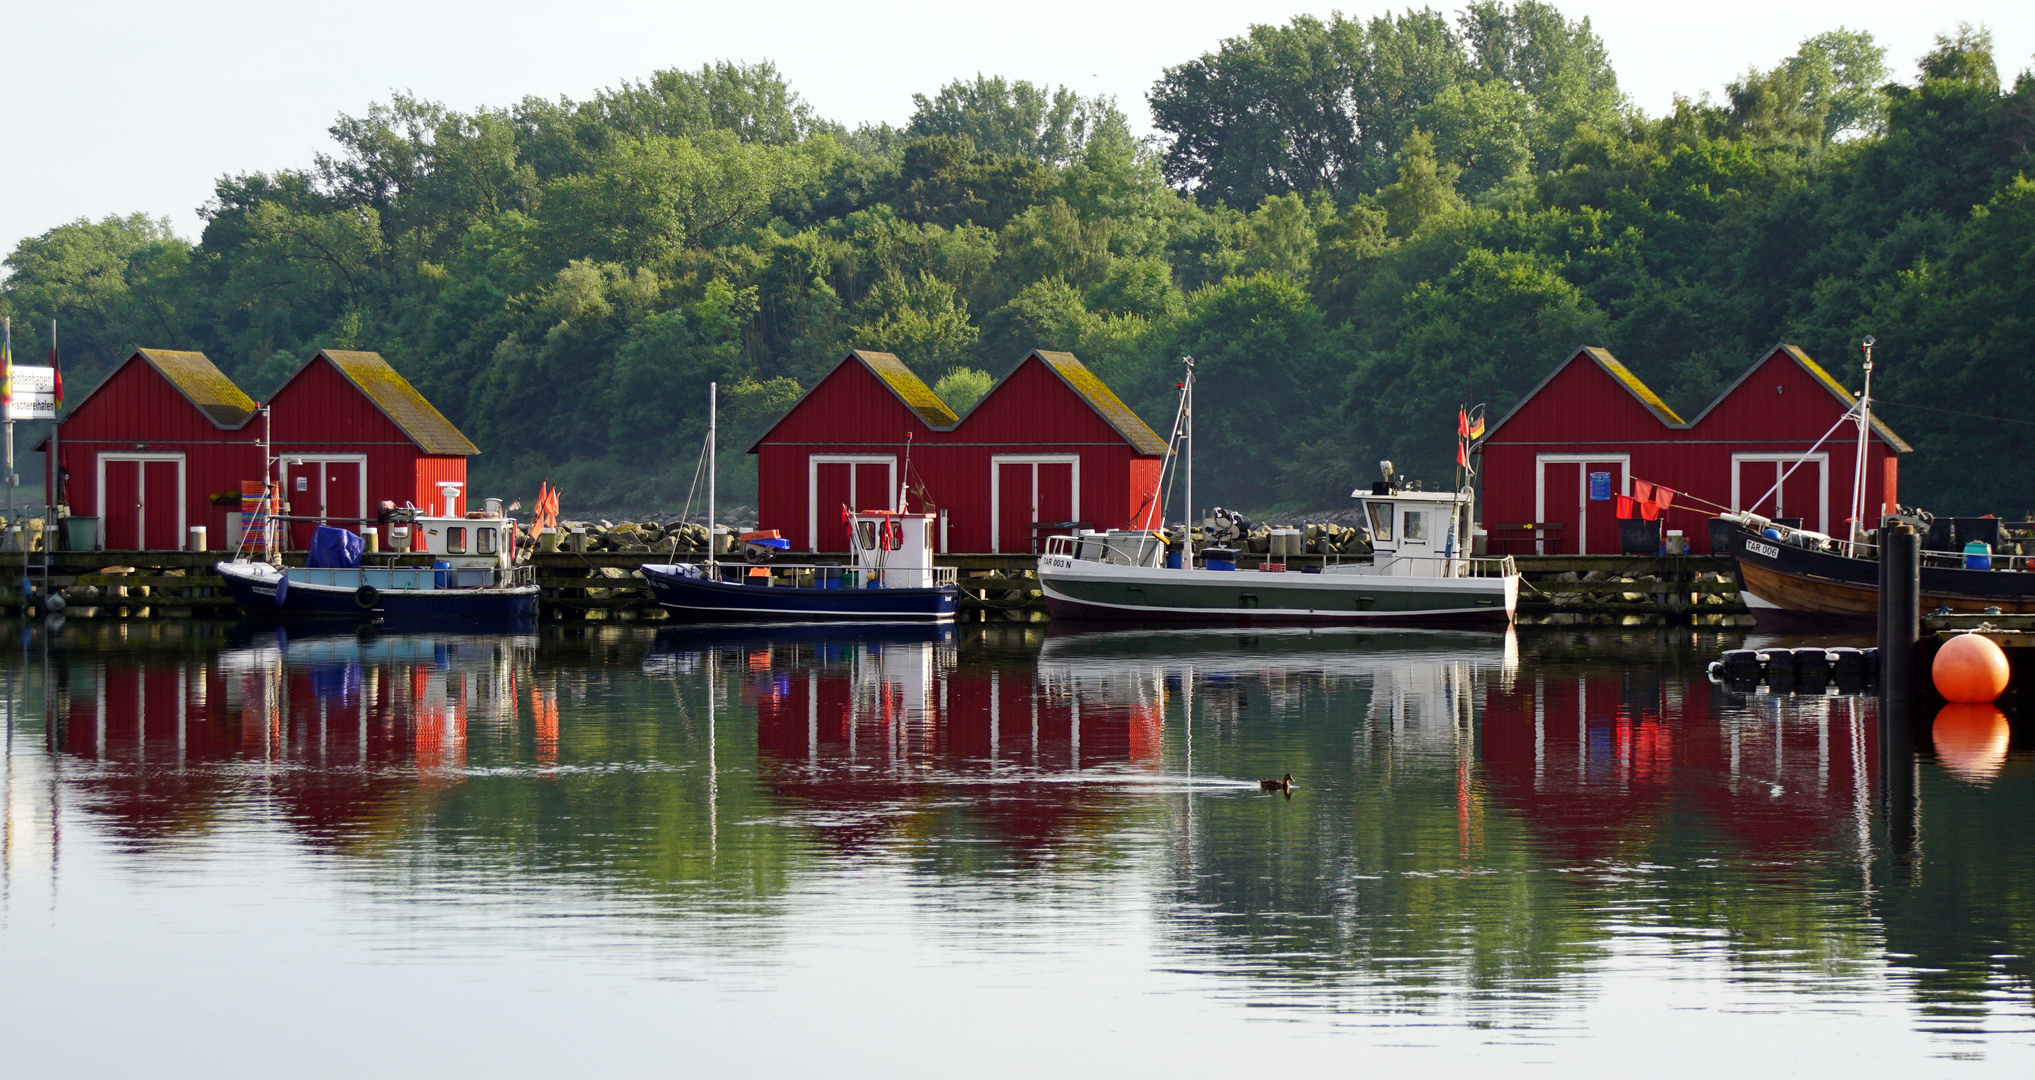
[0,551,1750,624]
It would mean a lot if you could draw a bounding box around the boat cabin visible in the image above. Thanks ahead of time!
[1355,486,1476,575]
[388,483,517,572]
[847,509,942,588]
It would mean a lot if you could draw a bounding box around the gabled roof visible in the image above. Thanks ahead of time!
[55,349,260,429]
[745,350,958,452]
[1685,343,1911,452]
[852,350,959,428]
[1024,351,1170,456]
[1481,346,1683,442]
[303,350,480,456]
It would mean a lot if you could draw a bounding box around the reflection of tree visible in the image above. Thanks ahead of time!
[9,621,2034,1033]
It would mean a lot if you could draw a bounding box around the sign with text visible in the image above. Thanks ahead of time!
[4,367,57,420]
[1588,471,1611,501]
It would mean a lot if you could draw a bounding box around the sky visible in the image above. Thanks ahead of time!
[4,0,2031,257]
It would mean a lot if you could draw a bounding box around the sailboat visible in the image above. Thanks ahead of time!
[1036,360,1519,624]
[638,382,959,621]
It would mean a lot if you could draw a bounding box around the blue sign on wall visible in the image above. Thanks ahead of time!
[1588,471,1612,501]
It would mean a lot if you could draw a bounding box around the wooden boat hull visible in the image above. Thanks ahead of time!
[640,563,957,621]
[1727,524,2035,623]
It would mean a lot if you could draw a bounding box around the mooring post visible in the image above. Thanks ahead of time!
[1881,524,1921,705]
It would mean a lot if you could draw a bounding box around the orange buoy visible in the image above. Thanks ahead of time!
[1932,703,2011,782]
[1931,631,2011,703]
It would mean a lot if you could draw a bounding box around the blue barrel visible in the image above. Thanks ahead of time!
[1964,541,1991,570]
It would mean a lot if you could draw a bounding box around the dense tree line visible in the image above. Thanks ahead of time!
[4,4,2032,515]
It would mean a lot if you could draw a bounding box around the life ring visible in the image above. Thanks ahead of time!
[353,584,380,610]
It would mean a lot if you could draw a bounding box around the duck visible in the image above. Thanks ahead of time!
[1259,773,1294,792]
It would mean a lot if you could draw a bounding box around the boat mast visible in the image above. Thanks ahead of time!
[708,381,717,572]
[1849,336,1875,556]
[1184,357,1194,535]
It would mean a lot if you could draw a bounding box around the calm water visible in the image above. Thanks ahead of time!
[1,618,2030,1077]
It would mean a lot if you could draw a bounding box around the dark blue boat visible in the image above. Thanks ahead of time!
[217,558,539,619]
[639,561,956,622]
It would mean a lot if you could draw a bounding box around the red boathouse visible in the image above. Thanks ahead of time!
[41,349,262,550]
[266,350,480,549]
[750,350,1168,553]
[1476,343,1909,554]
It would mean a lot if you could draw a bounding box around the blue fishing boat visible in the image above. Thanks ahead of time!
[640,381,956,622]
[217,480,537,619]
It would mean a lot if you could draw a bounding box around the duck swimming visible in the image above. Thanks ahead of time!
[1259,773,1294,792]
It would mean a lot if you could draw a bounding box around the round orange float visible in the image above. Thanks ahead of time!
[1932,703,2012,782]
[1931,631,2011,703]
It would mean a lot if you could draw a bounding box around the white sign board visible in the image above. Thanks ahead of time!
[5,366,56,420]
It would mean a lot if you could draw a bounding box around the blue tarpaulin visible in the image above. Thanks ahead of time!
[307,526,364,569]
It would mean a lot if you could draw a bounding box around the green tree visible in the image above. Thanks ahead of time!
[849,271,979,375]
[1378,131,1469,237]
[907,76,1129,166]
[1,214,193,380]
[931,366,995,413]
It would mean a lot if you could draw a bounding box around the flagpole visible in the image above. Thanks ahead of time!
[48,320,59,524]
[3,316,14,526]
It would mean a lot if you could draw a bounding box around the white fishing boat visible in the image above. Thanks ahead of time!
[1037,360,1518,624]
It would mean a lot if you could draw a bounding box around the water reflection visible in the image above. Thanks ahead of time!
[0,620,2031,1065]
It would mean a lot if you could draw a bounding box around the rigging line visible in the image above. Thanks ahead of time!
[680,424,712,526]
[1875,399,2035,428]
[1750,402,1861,515]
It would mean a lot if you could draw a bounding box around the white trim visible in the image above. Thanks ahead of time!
[989,454,1081,554]
[807,454,896,551]
[96,452,187,551]
[1731,452,1829,533]
[1533,454,1630,555]
[279,453,368,531]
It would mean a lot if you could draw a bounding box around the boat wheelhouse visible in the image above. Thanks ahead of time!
[640,506,959,621]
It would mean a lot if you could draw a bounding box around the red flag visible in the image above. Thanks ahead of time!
[1457,407,1469,438]
[1654,486,1676,510]
[1615,494,1636,520]
[1632,479,1654,503]
[1640,500,1661,521]
[1456,440,1468,467]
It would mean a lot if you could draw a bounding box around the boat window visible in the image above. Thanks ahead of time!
[1366,502,1394,542]
[446,526,467,553]
[477,528,496,555]
[1403,511,1426,541]
[855,521,877,550]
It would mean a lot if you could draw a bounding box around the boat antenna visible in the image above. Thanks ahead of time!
[707,381,717,572]
[1148,357,1195,532]
[1849,335,1876,556]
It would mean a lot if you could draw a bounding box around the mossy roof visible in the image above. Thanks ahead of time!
[1029,351,1170,455]
[137,349,260,427]
[853,350,961,428]
[314,350,480,456]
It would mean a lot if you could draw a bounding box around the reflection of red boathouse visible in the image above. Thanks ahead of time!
[56,636,528,845]
[744,637,1163,854]
[1480,668,1878,861]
